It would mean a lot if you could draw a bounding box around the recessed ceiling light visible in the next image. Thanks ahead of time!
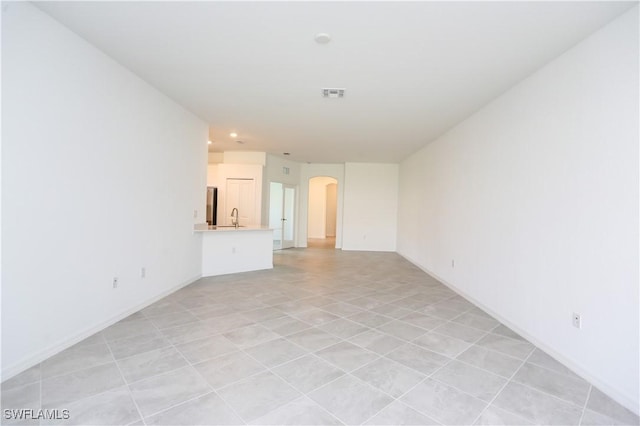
[315,33,331,44]
[236,140,245,144]
[229,132,238,138]
[207,140,212,145]
[283,152,290,156]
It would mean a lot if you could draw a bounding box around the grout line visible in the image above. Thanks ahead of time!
[448,352,517,378]
[470,341,605,426]
[129,315,216,423]
[110,342,175,364]
[352,295,508,423]
[27,252,606,426]
[578,385,594,425]
[303,369,395,424]
[523,356,586,381]
[509,368,593,409]
[239,330,395,423]
[114,355,200,389]
[468,348,535,425]
[176,286,504,422]
[378,354,445,422]
[38,363,43,426]
[210,346,304,423]
[141,389,242,424]
[39,358,119,384]
[262,352,345,394]
[39,373,133,419]
[104,340,147,425]
[502,374,592,415]
[355,367,435,425]
[288,274,592,422]
[359,398,445,426]
[249,394,346,426]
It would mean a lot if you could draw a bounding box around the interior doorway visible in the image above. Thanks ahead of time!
[269,182,296,250]
[308,176,338,249]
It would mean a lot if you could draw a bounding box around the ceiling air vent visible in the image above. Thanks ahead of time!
[322,88,345,98]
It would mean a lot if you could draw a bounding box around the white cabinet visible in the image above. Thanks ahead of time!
[225,178,256,226]
[198,228,273,277]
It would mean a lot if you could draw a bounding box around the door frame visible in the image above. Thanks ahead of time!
[269,181,297,250]
[281,184,296,249]
[298,167,344,248]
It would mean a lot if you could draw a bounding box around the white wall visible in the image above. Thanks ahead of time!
[326,183,338,237]
[263,154,301,187]
[299,164,344,248]
[342,163,399,252]
[262,154,301,227]
[208,152,224,164]
[206,164,218,187]
[308,177,337,239]
[397,7,639,413]
[1,3,208,379]
[222,151,266,166]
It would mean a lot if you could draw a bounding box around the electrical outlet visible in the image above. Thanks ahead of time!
[193,210,198,218]
[572,312,582,329]
[140,267,146,279]
[232,247,236,254]
[112,277,119,289]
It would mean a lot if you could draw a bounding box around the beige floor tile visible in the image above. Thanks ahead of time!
[6,249,631,426]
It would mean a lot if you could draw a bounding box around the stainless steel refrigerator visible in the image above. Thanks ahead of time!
[206,186,218,225]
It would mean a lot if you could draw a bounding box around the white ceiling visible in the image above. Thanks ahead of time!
[36,1,635,163]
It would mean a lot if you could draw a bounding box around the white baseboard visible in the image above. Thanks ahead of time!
[1,273,202,383]
[397,250,640,416]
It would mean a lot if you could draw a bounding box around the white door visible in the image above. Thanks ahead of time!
[269,182,284,250]
[269,182,296,250]
[226,178,255,226]
[282,185,296,248]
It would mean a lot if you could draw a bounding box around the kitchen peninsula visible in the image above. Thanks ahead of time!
[194,224,273,276]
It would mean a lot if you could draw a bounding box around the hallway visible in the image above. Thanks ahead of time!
[306,237,336,250]
[1,249,636,425]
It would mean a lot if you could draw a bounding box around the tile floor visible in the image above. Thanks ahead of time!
[2,249,638,425]
[307,238,336,249]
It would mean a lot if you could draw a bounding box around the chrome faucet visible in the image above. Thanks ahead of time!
[231,208,239,229]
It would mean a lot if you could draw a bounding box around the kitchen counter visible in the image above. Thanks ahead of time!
[193,224,272,233]
[194,224,273,277]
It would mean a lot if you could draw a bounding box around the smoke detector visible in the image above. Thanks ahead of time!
[322,88,345,98]
[315,33,331,44]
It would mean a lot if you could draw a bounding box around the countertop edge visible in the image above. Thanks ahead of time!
[193,225,273,233]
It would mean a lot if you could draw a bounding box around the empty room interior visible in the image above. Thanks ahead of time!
[2,1,639,425]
